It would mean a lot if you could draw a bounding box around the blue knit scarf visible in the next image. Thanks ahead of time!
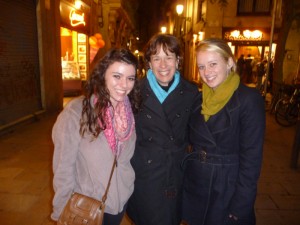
[146,69,180,103]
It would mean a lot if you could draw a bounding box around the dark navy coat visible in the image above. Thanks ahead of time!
[127,77,199,225]
[182,83,265,225]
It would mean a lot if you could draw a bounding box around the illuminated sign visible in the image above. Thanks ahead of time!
[69,9,86,27]
[60,1,90,33]
[224,30,263,41]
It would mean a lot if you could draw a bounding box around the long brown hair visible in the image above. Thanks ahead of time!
[79,48,141,138]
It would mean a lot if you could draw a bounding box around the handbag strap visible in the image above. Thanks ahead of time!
[101,155,117,203]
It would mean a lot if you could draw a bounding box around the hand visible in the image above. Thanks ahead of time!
[229,214,238,221]
[224,214,239,225]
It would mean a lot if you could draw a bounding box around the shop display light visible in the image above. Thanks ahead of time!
[231,30,240,38]
[230,29,262,40]
[252,30,263,39]
[75,0,82,9]
[243,30,251,39]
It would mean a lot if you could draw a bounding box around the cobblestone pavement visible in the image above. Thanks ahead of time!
[0,110,299,225]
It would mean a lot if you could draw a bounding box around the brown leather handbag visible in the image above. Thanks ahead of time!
[57,156,117,225]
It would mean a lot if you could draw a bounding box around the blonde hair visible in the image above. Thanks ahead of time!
[196,38,236,72]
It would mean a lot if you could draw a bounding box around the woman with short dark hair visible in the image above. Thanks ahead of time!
[127,33,200,225]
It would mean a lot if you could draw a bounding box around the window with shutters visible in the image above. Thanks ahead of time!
[237,0,272,15]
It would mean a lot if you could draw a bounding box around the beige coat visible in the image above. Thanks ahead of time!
[51,96,136,221]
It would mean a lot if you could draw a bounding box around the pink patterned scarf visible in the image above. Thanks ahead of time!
[95,96,135,156]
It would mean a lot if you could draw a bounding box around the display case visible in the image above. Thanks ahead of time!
[62,61,82,96]
[62,61,80,79]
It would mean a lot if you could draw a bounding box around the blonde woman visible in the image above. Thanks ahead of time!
[182,38,265,225]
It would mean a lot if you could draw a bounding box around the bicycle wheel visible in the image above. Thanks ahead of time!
[285,103,300,125]
[269,85,285,114]
[275,98,297,126]
[269,92,279,114]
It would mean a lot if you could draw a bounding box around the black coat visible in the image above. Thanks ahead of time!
[182,84,266,225]
[127,77,199,225]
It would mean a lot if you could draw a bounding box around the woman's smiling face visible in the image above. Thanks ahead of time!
[197,50,233,90]
[105,61,136,107]
[149,45,178,86]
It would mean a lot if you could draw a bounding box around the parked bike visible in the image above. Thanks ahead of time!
[275,84,300,127]
[269,83,295,114]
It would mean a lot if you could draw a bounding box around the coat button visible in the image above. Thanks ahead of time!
[180,90,184,95]
[146,114,152,119]
[170,136,174,141]
[147,159,152,164]
[148,136,153,141]
[176,113,181,118]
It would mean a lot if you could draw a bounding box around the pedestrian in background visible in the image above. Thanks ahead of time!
[236,54,245,78]
[127,33,200,225]
[268,59,274,92]
[244,54,253,83]
[51,48,141,225]
[182,38,265,225]
[257,59,267,92]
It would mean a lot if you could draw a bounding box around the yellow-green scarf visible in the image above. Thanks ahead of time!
[201,72,240,121]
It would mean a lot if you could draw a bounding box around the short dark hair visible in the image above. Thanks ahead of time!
[144,34,182,70]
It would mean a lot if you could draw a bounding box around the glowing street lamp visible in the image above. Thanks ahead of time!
[176,4,184,15]
[161,26,167,34]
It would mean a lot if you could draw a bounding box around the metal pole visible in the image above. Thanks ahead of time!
[290,117,300,169]
[296,44,300,82]
[263,0,277,96]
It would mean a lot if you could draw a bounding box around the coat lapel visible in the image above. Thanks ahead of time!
[142,81,170,129]
[190,88,241,147]
[208,90,241,134]
[189,102,216,146]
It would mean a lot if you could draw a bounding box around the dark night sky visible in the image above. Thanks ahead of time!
[135,0,174,50]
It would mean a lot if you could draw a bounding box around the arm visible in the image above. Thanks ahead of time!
[229,89,266,219]
[51,103,82,221]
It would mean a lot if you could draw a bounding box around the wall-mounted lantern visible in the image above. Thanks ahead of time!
[174,4,192,37]
[161,26,167,33]
[176,4,191,22]
[176,4,184,15]
[98,16,103,28]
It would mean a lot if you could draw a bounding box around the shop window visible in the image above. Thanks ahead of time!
[60,27,88,81]
[237,0,272,15]
[60,27,88,96]
[62,61,80,79]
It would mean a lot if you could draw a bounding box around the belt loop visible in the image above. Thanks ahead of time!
[199,150,207,162]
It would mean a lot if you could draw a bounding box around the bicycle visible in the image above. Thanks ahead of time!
[274,84,300,127]
[269,83,294,114]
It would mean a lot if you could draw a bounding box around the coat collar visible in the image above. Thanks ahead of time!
[190,85,242,146]
[142,80,166,118]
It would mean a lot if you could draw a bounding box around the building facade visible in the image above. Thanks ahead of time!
[167,0,300,86]
[0,0,137,130]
